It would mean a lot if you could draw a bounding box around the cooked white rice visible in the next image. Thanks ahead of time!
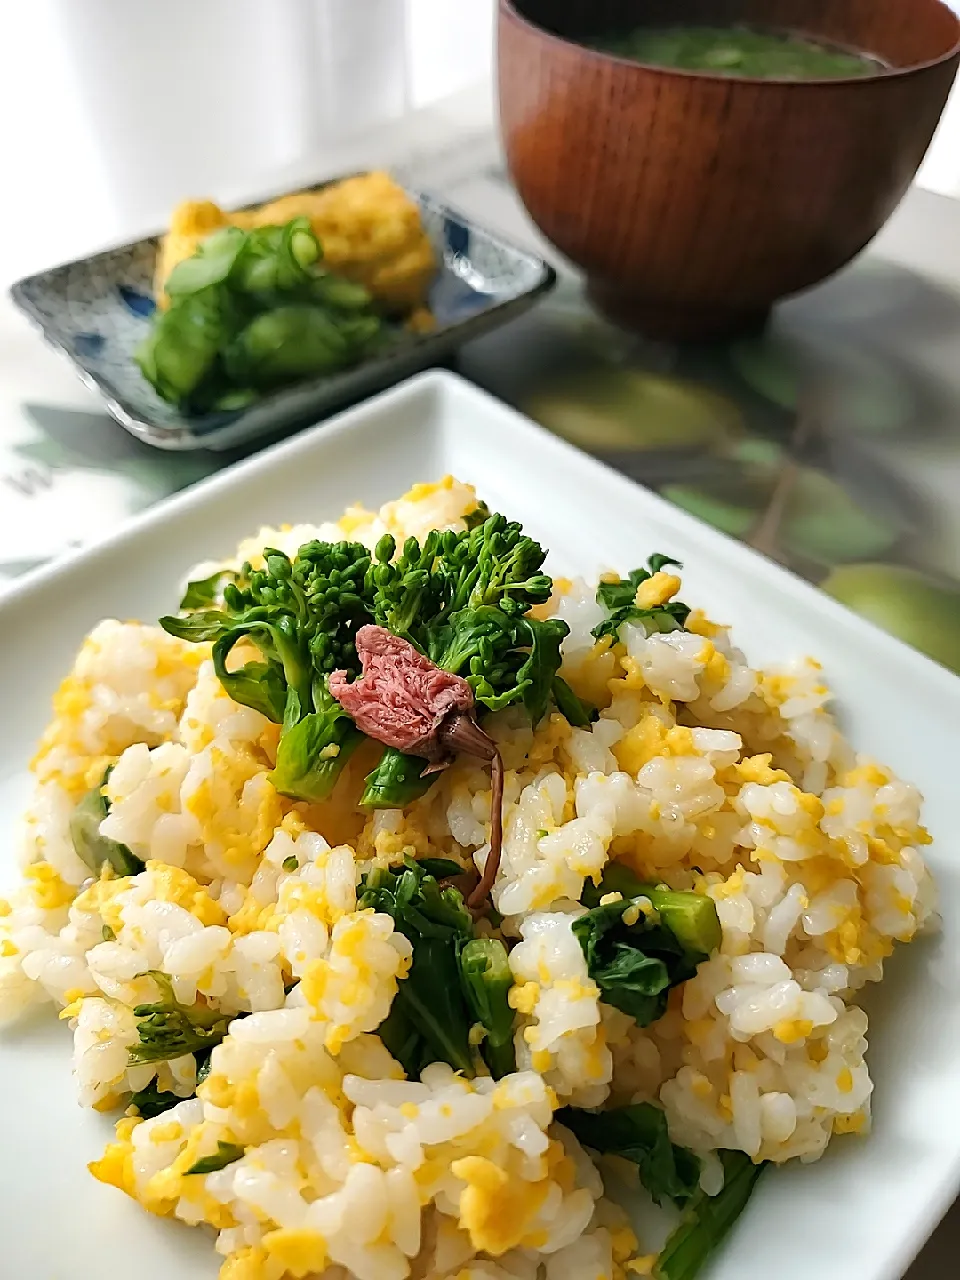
[0,475,935,1280]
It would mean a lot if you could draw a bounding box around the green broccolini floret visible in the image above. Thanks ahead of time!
[165,509,579,809]
[368,514,553,637]
[128,972,234,1066]
[162,540,374,800]
[359,518,570,809]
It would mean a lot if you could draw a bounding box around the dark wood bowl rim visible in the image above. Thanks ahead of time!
[499,0,960,84]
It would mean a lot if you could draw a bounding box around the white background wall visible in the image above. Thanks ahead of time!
[919,0,960,192]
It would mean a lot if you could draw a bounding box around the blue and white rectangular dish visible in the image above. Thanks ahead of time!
[10,185,555,451]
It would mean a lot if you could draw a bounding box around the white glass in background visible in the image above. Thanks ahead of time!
[406,0,495,107]
[24,0,408,218]
[918,0,960,197]
[0,0,412,282]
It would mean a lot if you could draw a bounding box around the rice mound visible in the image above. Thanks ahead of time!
[0,475,935,1280]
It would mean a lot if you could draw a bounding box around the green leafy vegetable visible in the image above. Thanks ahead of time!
[270,688,365,803]
[361,747,434,809]
[128,972,233,1066]
[376,1000,433,1081]
[360,860,475,1075]
[129,1081,184,1119]
[185,1142,246,1176]
[69,768,144,878]
[128,1039,224,1114]
[415,858,468,879]
[574,902,691,1026]
[592,555,690,643]
[195,1047,215,1084]
[552,675,595,727]
[179,569,236,611]
[138,217,384,411]
[557,1103,700,1207]
[161,540,374,801]
[585,865,722,958]
[654,1152,766,1280]
[213,634,290,724]
[282,855,299,872]
[574,870,720,1026]
[459,938,516,1079]
[101,925,116,942]
[359,859,517,1079]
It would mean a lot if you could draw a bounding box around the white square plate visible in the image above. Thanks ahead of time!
[1,371,957,1280]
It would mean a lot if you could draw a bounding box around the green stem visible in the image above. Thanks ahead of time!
[654,1152,766,1280]
[361,747,436,809]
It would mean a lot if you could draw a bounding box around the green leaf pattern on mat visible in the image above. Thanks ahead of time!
[664,439,901,567]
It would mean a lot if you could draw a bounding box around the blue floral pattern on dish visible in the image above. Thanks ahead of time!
[73,332,105,360]
[10,187,555,451]
[117,285,157,318]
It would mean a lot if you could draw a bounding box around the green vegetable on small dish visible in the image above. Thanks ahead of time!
[136,217,385,411]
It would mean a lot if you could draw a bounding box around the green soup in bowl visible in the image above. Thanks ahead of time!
[591,24,888,79]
